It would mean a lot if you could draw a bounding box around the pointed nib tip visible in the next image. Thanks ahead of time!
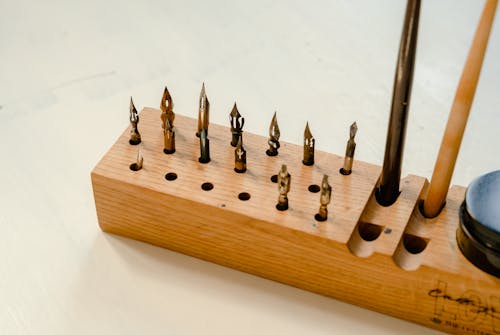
[304,122,313,138]
[350,122,358,138]
[130,97,136,112]
[230,103,240,117]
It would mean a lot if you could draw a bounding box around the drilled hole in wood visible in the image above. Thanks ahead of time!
[314,213,326,222]
[358,221,383,242]
[238,192,251,201]
[270,175,278,183]
[308,184,320,193]
[201,182,214,191]
[129,163,142,171]
[165,172,177,181]
[403,233,428,254]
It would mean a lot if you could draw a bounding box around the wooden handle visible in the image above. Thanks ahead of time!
[423,0,498,218]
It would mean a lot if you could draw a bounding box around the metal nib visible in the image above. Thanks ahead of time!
[303,122,315,166]
[315,175,332,222]
[234,134,247,173]
[196,83,210,137]
[130,145,143,171]
[129,97,141,145]
[198,128,210,164]
[340,122,358,175]
[230,102,245,147]
[276,164,291,211]
[266,111,280,156]
[160,86,174,129]
[163,118,176,154]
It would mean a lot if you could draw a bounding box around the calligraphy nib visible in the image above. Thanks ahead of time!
[234,133,247,173]
[130,145,143,171]
[196,83,210,137]
[276,164,291,211]
[160,85,174,129]
[302,122,315,166]
[129,97,141,145]
[266,111,280,156]
[198,128,211,164]
[315,175,332,222]
[230,102,245,147]
[340,122,358,176]
[163,118,176,154]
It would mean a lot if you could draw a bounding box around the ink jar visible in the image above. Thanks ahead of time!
[457,170,500,277]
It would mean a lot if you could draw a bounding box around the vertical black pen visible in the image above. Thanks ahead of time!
[376,0,421,206]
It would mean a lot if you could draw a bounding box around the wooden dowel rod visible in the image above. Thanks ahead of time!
[422,0,498,218]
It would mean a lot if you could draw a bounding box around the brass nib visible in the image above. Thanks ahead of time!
[340,122,358,175]
[234,134,247,173]
[230,102,245,147]
[266,111,280,156]
[163,118,176,154]
[276,164,291,211]
[315,175,332,221]
[198,128,210,164]
[130,145,143,171]
[303,122,315,166]
[160,86,174,129]
[129,97,141,145]
[196,83,210,137]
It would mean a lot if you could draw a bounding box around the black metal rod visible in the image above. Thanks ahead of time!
[376,0,421,206]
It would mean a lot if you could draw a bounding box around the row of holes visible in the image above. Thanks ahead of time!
[162,172,322,202]
[132,162,429,259]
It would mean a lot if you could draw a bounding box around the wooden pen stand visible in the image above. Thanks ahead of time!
[91,108,499,335]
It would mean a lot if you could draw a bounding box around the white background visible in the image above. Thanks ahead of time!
[1,0,499,334]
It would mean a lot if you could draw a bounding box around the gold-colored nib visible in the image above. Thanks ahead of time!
[340,122,358,175]
[129,97,141,145]
[266,111,280,156]
[163,118,176,154]
[198,128,210,164]
[303,122,315,166]
[130,145,143,171]
[230,102,245,147]
[350,121,358,140]
[196,83,210,137]
[160,85,174,129]
[234,134,247,173]
[276,164,291,211]
[315,175,332,221]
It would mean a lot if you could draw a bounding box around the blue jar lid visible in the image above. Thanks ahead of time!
[463,170,500,250]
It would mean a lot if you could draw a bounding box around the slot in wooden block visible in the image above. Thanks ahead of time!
[91,107,500,335]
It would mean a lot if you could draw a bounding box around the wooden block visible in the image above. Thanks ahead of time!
[91,107,500,335]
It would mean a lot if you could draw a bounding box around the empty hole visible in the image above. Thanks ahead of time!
[165,172,177,181]
[403,233,428,254]
[201,182,214,191]
[238,192,251,201]
[129,163,141,171]
[308,184,320,193]
[358,221,383,242]
[270,174,278,183]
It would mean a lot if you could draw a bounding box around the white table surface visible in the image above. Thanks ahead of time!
[1,0,499,334]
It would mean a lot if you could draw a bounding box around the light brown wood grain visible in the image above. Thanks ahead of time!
[92,108,499,335]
